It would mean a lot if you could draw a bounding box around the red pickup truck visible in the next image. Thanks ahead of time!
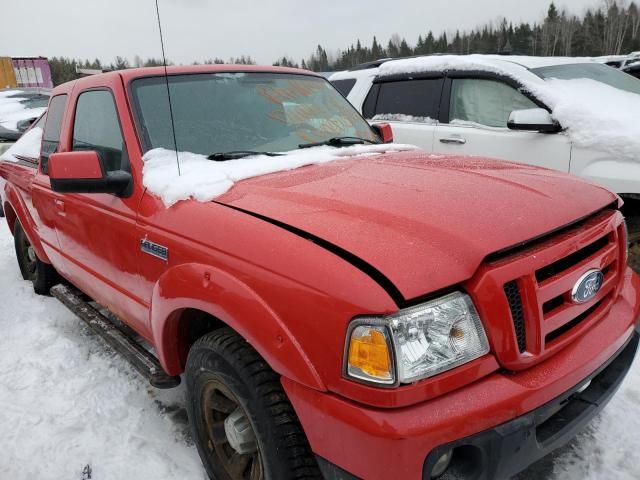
[1,65,639,480]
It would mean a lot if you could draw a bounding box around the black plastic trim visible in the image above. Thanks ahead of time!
[316,455,360,480]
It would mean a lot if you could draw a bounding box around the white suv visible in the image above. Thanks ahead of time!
[330,55,640,241]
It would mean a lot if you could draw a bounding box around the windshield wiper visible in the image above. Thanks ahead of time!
[298,136,380,149]
[207,150,284,161]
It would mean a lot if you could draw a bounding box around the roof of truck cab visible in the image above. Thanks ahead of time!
[117,64,319,82]
[52,64,320,94]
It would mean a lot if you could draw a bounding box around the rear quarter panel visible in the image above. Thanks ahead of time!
[0,160,51,261]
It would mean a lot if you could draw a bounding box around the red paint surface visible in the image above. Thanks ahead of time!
[49,151,104,179]
[1,65,639,479]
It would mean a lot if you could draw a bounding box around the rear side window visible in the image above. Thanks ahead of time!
[372,79,442,121]
[72,90,128,173]
[331,78,357,97]
[449,79,537,128]
[41,94,67,174]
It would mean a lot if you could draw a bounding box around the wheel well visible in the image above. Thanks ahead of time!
[3,202,17,235]
[175,308,227,371]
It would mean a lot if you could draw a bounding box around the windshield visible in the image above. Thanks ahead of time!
[130,72,378,155]
[531,63,640,95]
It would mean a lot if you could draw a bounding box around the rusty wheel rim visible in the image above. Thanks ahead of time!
[202,379,264,480]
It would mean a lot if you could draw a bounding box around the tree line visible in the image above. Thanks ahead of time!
[49,1,640,85]
[298,1,640,71]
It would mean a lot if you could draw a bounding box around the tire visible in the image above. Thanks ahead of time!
[14,221,57,295]
[186,328,321,480]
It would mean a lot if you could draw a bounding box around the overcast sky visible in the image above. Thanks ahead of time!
[2,0,600,65]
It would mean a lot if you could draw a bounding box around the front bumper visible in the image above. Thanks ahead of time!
[284,269,640,480]
[423,331,638,480]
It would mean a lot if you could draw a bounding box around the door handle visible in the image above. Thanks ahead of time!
[54,199,65,212]
[439,137,467,145]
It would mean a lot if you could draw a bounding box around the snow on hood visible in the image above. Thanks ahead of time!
[0,127,43,162]
[378,55,640,162]
[142,143,419,207]
[0,91,46,131]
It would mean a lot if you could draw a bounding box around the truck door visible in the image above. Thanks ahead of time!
[434,76,571,171]
[51,80,150,338]
[31,95,68,258]
[363,76,442,151]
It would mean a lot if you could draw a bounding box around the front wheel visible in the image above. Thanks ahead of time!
[14,221,57,295]
[186,328,321,480]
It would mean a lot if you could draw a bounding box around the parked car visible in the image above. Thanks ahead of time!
[0,98,47,217]
[595,52,640,69]
[0,87,49,144]
[330,55,640,243]
[623,60,640,80]
[1,65,639,480]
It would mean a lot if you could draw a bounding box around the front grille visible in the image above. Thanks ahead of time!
[472,208,625,370]
[504,281,526,353]
[535,236,610,283]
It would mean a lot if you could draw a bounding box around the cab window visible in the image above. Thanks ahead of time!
[371,78,442,121]
[41,94,67,174]
[72,90,128,173]
[449,79,537,128]
[331,79,357,97]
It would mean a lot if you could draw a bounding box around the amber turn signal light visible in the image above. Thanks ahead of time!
[346,325,394,384]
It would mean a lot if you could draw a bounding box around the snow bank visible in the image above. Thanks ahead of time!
[372,113,436,124]
[0,126,43,162]
[378,55,640,162]
[0,228,207,480]
[0,91,46,131]
[143,143,419,207]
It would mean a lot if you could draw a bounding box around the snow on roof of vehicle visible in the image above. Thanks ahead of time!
[377,54,597,79]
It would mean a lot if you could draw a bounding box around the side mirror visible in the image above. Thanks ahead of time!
[508,108,560,133]
[371,123,394,143]
[49,151,132,197]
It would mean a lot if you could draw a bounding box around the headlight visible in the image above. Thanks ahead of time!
[345,292,490,385]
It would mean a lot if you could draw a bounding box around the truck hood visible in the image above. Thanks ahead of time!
[216,151,617,302]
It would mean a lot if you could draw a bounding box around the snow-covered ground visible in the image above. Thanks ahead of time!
[0,226,207,479]
[0,222,638,479]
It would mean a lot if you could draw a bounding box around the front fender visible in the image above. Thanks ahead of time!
[150,262,326,391]
[571,152,640,196]
[3,181,50,263]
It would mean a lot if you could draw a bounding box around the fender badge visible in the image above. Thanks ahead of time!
[140,237,169,262]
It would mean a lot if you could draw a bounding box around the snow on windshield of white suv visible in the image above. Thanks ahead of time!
[532,63,640,95]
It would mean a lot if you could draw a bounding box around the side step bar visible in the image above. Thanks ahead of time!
[51,284,181,389]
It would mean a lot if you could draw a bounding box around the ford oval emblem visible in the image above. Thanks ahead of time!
[571,269,604,304]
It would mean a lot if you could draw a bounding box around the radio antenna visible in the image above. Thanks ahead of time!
[154,0,181,176]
